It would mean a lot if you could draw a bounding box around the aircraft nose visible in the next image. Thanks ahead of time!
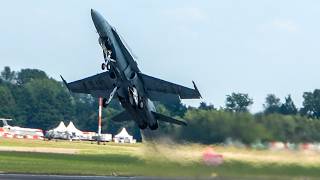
[91,9,98,19]
[91,9,101,28]
[91,9,110,36]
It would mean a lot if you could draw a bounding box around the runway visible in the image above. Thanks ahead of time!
[0,174,149,180]
[0,174,153,180]
[0,174,222,180]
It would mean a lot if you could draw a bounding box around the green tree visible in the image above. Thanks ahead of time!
[279,95,297,115]
[225,93,253,112]
[199,102,215,110]
[0,85,16,118]
[23,78,74,129]
[1,66,15,83]
[161,99,187,117]
[16,69,48,85]
[263,94,281,114]
[301,89,320,118]
[256,114,296,142]
[9,84,33,126]
[180,109,268,144]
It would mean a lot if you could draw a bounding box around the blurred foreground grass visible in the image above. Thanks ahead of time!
[0,138,320,179]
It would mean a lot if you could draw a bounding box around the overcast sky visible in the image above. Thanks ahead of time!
[1,0,320,112]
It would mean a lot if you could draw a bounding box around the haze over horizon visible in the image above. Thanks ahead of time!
[1,1,320,112]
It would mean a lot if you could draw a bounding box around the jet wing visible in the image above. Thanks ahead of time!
[139,73,201,99]
[60,72,116,98]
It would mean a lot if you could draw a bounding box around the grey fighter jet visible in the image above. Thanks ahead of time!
[61,9,201,130]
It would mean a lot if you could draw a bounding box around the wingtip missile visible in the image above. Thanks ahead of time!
[192,81,202,99]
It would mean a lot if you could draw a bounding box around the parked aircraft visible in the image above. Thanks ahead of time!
[0,118,44,137]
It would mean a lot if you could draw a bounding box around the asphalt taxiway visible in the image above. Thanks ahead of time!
[0,174,223,180]
[0,174,154,180]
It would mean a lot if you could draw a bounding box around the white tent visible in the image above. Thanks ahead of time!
[45,121,70,140]
[53,121,67,132]
[114,128,135,143]
[66,121,83,136]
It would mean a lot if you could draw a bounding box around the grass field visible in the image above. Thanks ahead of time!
[0,138,320,179]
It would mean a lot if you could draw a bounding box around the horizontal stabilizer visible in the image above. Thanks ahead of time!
[151,111,187,126]
[111,111,131,122]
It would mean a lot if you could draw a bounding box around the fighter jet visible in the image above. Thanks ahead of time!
[61,9,201,130]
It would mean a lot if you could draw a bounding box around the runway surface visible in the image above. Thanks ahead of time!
[0,174,223,180]
[0,174,156,180]
[0,174,142,180]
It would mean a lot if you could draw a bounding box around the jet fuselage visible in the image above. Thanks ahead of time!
[91,9,157,129]
[62,9,201,130]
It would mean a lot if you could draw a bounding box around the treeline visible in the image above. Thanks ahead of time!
[0,67,142,140]
[157,92,320,144]
[1,66,320,144]
[166,110,320,144]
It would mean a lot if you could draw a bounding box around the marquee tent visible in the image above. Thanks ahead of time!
[66,121,83,136]
[53,121,67,132]
[114,128,135,143]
